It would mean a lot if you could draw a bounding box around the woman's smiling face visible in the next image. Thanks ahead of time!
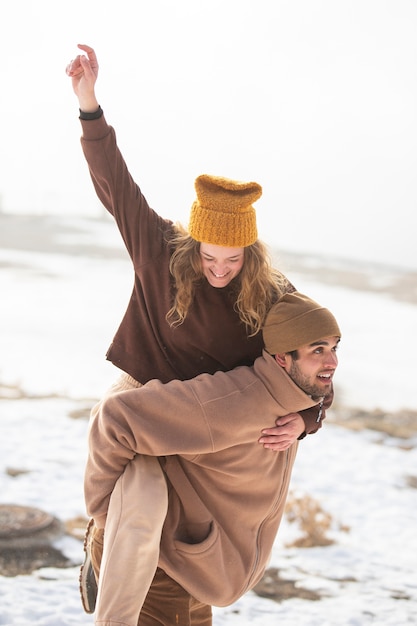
[199,243,245,288]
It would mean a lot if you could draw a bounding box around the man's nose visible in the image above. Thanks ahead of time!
[326,352,338,367]
[323,352,338,368]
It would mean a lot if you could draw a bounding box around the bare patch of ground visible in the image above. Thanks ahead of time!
[0,505,76,577]
[328,406,417,442]
[0,546,73,577]
[253,567,322,602]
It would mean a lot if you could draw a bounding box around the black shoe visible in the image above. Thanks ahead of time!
[79,518,98,614]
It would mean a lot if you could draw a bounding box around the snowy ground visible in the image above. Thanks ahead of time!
[0,215,416,625]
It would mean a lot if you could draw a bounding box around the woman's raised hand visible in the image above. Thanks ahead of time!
[66,44,99,113]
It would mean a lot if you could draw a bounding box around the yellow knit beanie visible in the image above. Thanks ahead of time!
[263,292,341,354]
[188,174,262,247]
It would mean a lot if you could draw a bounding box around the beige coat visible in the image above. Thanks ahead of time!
[85,350,320,606]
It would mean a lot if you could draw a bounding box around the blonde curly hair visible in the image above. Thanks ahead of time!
[166,224,291,335]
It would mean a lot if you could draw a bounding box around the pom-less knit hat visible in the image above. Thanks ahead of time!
[263,292,341,354]
[188,174,262,247]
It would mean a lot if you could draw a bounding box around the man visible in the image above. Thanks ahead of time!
[86,291,340,626]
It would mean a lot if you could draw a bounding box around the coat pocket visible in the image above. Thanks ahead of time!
[173,520,219,555]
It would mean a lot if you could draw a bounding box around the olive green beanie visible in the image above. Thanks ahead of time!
[263,292,341,354]
[188,174,262,247]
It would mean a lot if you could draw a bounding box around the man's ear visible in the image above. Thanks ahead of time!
[274,353,287,367]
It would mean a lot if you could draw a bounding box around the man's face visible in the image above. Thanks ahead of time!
[279,336,340,399]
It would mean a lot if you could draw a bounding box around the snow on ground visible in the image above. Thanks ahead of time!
[0,216,416,625]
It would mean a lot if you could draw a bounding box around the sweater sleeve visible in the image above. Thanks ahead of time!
[79,112,170,264]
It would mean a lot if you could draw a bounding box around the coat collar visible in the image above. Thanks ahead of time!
[253,350,319,414]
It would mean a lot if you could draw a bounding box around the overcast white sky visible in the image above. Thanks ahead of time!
[1,0,416,269]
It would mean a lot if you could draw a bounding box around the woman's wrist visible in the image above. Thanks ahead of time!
[78,94,100,114]
[79,105,103,120]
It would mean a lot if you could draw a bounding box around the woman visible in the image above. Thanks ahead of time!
[67,44,331,626]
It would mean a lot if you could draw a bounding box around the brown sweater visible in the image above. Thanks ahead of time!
[80,113,329,432]
[86,350,319,606]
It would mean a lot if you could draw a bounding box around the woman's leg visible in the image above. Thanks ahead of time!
[87,373,144,580]
[87,374,169,626]
[95,455,168,626]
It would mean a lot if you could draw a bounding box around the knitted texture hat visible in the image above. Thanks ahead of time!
[263,292,341,354]
[188,174,262,247]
